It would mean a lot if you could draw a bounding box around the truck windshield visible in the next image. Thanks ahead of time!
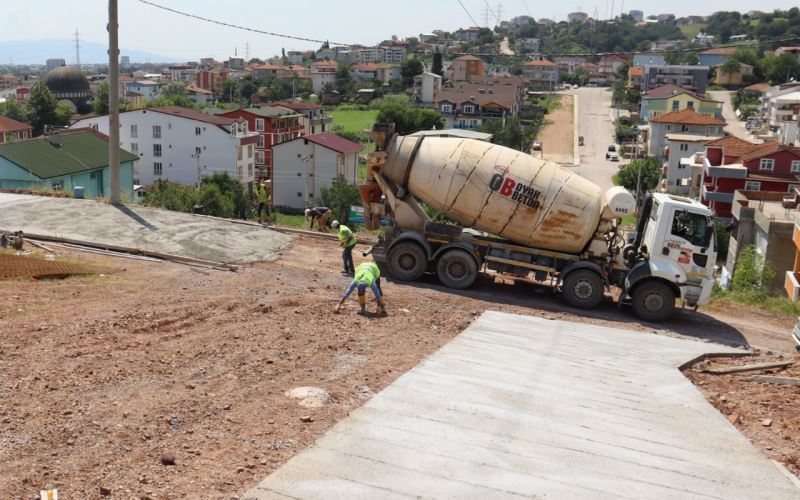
[671,210,712,247]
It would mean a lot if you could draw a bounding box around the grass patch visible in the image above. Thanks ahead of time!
[620,215,637,228]
[711,290,800,318]
[680,23,707,39]
[274,213,307,228]
[328,109,379,135]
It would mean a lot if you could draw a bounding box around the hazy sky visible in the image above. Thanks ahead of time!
[2,0,799,62]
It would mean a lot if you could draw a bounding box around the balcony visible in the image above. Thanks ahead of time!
[701,185,734,203]
[786,270,800,302]
[704,163,747,179]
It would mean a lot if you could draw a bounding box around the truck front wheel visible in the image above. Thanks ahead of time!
[562,270,605,309]
[436,249,478,289]
[631,281,675,323]
[387,242,427,281]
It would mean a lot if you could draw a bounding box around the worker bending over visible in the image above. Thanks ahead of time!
[304,206,332,232]
[332,220,357,275]
[335,261,386,316]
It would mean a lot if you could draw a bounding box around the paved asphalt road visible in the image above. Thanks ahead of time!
[569,87,621,193]
[709,90,756,141]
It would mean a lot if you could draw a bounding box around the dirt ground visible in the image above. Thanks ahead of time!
[537,94,574,164]
[1,235,798,499]
[685,354,800,477]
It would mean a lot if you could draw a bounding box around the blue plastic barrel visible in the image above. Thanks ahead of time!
[74,186,85,199]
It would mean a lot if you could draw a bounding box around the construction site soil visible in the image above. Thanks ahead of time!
[1,235,798,498]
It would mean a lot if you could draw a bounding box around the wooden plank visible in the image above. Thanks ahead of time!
[703,360,794,375]
[485,255,556,273]
[746,375,800,386]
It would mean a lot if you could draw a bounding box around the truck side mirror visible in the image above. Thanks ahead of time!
[705,224,715,250]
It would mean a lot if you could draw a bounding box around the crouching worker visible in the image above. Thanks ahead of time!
[334,261,386,316]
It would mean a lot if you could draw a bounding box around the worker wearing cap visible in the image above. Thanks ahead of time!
[304,206,332,232]
[253,181,271,223]
[332,220,357,275]
[335,261,386,315]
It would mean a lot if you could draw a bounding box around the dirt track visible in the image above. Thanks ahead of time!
[1,236,798,498]
[537,94,574,165]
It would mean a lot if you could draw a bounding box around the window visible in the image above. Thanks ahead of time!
[705,126,716,135]
[195,147,201,157]
[788,184,800,193]
[237,146,243,161]
[153,162,163,176]
[671,210,712,247]
[51,180,63,191]
[792,160,800,173]
[464,105,475,113]
[256,119,265,132]
[248,144,254,158]
[681,125,689,132]
[679,143,689,151]
[130,124,138,138]
[336,154,345,175]
[248,164,253,177]
[195,127,201,136]
[152,125,161,139]
[686,101,694,110]
[672,100,680,111]
[745,181,761,191]
[256,151,265,164]
[153,144,162,157]
[759,158,774,171]
[257,135,264,148]
[441,104,452,113]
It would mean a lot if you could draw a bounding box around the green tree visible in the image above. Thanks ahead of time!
[0,97,28,123]
[479,118,535,152]
[238,78,258,103]
[55,101,73,125]
[432,50,443,77]
[400,57,424,88]
[160,81,187,99]
[613,157,661,194]
[731,245,775,298]
[318,174,361,223]
[92,80,110,115]
[221,80,239,103]
[197,182,235,218]
[373,95,443,135]
[201,171,249,219]
[763,53,800,85]
[335,62,353,95]
[25,81,58,135]
[142,180,198,212]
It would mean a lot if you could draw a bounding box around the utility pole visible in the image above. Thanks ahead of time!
[108,0,121,205]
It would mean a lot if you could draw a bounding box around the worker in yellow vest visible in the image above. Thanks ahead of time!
[253,181,271,223]
[332,220,357,275]
[335,261,386,315]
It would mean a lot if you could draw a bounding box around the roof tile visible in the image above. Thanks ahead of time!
[650,108,725,126]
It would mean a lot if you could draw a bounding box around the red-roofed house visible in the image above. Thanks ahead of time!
[628,66,644,88]
[0,115,32,143]
[700,137,800,217]
[271,132,363,208]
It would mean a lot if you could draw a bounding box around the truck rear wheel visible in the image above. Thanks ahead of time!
[387,242,427,281]
[631,281,675,323]
[562,270,605,309]
[436,249,478,289]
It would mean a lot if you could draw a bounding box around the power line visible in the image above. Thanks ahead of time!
[521,0,531,17]
[137,0,354,46]
[456,0,480,27]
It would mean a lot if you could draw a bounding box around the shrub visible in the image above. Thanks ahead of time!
[318,175,361,224]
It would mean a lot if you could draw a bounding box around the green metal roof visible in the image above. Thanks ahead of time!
[0,131,138,179]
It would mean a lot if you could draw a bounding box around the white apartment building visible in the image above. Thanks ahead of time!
[382,46,407,64]
[125,80,162,101]
[71,106,259,188]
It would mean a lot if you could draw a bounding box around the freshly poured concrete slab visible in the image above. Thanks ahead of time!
[245,311,799,500]
[0,194,290,263]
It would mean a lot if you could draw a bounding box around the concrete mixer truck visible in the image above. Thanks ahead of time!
[359,126,717,322]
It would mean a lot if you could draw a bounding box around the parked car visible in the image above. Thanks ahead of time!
[605,144,616,159]
[793,318,800,352]
[608,152,620,162]
[532,141,542,151]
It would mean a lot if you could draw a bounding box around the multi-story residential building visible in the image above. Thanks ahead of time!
[220,107,303,180]
[349,64,400,83]
[642,64,710,94]
[700,137,800,217]
[46,58,65,72]
[665,133,722,193]
[354,47,385,64]
[628,66,644,88]
[168,65,194,83]
[227,56,245,71]
[453,27,481,42]
[648,108,725,160]
[0,115,32,143]
[448,55,486,82]
[125,80,162,101]
[641,84,723,122]
[413,72,443,104]
[766,89,800,133]
[433,80,523,130]
[697,47,737,68]
[598,54,630,82]
[311,72,337,93]
[287,50,314,65]
[271,132,362,209]
[383,45,407,64]
[522,59,560,91]
[272,101,332,135]
[727,190,797,293]
[252,64,282,81]
[70,106,258,189]
[553,56,587,74]
[195,69,229,95]
[629,10,644,22]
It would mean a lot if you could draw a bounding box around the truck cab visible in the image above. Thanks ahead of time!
[624,193,717,321]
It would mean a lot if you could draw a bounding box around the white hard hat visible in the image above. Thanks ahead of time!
[331,220,340,228]
[304,208,310,216]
